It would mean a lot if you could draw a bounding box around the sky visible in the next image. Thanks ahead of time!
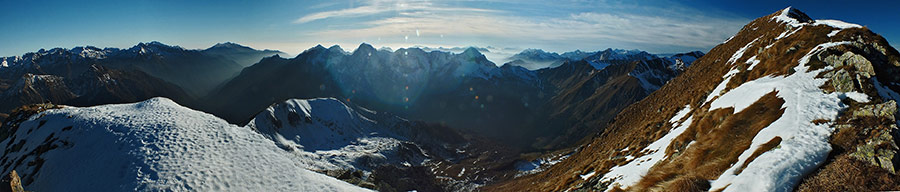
[1,0,898,58]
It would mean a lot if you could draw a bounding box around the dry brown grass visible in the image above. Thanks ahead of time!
[629,91,785,191]
[663,174,710,192]
[736,136,782,174]
[483,8,900,191]
[797,155,900,191]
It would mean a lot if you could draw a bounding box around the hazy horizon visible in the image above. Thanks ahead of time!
[2,0,898,58]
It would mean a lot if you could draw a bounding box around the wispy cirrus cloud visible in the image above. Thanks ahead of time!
[294,1,499,24]
[292,0,750,54]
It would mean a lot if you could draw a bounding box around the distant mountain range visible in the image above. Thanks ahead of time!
[0,40,706,190]
[3,6,899,191]
[199,42,702,148]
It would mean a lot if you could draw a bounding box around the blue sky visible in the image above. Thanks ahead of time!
[1,0,897,57]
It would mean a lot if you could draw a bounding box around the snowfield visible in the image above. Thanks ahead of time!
[246,98,429,172]
[0,97,370,191]
[707,42,854,191]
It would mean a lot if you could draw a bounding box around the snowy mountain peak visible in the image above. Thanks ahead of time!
[772,7,813,26]
[128,41,184,55]
[0,98,369,191]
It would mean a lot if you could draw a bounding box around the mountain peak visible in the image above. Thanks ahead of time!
[354,43,376,54]
[589,48,654,61]
[773,7,812,24]
[462,47,483,56]
[130,41,183,54]
[209,42,252,50]
[327,45,344,52]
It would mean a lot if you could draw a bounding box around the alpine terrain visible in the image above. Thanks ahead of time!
[488,7,900,192]
[1,3,898,192]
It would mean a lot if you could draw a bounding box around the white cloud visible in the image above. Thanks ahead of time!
[293,1,750,53]
[294,1,498,24]
[294,5,382,24]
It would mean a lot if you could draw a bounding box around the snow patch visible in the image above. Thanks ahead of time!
[771,7,805,27]
[815,19,862,29]
[728,38,759,64]
[705,69,740,102]
[669,105,692,124]
[708,41,854,192]
[746,56,761,70]
[515,153,572,177]
[840,92,870,103]
[580,171,596,180]
[775,26,803,40]
[596,111,694,190]
[874,78,900,102]
[827,30,841,37]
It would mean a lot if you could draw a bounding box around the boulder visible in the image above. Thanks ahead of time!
[850,126,899,174]
[0,170,24,192]
[831,69,855,92]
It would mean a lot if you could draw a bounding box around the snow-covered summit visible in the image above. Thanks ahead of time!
[125,41,185,56]
[0,97,369,191]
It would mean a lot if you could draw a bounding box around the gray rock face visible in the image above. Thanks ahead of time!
[824,52,875,78]
[853,100,898,118]
[830,69,855,92]
[847,100,900,174]
[850,125,899,174]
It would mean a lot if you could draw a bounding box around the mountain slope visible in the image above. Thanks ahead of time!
[202,42,287,67]
[0,95,521,191]
[0,64,192,118]
[488,7,900,191]
[0,98,368,191]
[504,49,566,70]
[203,43,702,149]
[0,41,279,98]
[100,41,245,96]
[531,50,703,149]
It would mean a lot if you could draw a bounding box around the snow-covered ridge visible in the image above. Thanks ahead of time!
[772,7,862,37]
[705,41,863,191]
[0,97,369,191]
[246,98,434,172]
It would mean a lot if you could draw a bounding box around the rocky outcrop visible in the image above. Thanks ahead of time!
[0,170,25,192]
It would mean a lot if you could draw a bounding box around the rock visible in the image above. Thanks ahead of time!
[850,127,899,174]
[787,46,797,54]
[845,53,875,78]
[852,100,897,120]
[0,170,24,192]
[823,52,876,78]
[831,69,855,92]
[824,54,845,68]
